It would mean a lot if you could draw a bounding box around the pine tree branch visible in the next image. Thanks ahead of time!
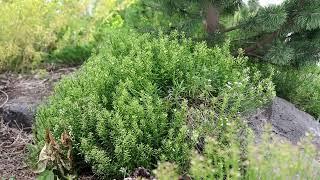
[222,24,241,33]
[245,51,264,59]
[242,0,306,58]
[141,1,163,11]
[244,31,278,54]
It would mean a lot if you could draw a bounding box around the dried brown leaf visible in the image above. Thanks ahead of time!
[61,131,71,147]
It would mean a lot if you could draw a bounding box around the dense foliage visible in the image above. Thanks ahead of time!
[154,125,320,179]
[0,0,133,72]
[122,0,320,118]
[8,0,318,179]
[32,29,274,178]
[130,0,320,67]
[0,0,90,71]
[274,66,320,119]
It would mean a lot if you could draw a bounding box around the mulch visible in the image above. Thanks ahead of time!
[0,67,95,180]
[0,120,35,179]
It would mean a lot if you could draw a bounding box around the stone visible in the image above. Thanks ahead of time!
[0,68,77,131]
[248,97,320,148]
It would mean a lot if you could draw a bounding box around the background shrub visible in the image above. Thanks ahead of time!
[273,66,320,119]
[0,0,91,72]
[154,125,320,179]
[32,29,274,178]
[47,45,93,66]
[0,0,134,72]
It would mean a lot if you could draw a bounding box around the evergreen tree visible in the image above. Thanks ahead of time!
[128,0,320,66]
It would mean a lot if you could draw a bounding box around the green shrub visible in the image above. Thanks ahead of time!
[246,131,320,179]
[32,29,274,178]
[0,0,133,72]
[0,0,91,72]
[47,45,93,66]
[154,125,320,179]
[274,66,320,119]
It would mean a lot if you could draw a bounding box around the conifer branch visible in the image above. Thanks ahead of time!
[244,31,278,55]
[242,0,306,58]
[222,25,241,33]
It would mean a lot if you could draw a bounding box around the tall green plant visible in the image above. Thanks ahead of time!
[0,0,91,71]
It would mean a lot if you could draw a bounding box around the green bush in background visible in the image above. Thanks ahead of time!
[154,125,320,179]
[274,66,320,119]
[47,45,93,66]
[0,0,134,72]
[31,29,274,178]
[0,0,91,72]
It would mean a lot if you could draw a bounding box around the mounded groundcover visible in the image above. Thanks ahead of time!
[30,29,275,178]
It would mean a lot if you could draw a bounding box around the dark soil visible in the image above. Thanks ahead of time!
[0,67,77,130]
[0,67,77,179]
[0,121,34,179]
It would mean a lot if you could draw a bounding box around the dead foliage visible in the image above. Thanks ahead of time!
[34,129,75,179]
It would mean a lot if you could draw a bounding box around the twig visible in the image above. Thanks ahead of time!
[222,24,241,33]
[3,133,22,148]
[0,89,8,108]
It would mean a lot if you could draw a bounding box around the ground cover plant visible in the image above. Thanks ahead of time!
[154,125,320,179]
[30,29,275,178]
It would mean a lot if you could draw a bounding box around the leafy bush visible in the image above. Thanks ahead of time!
[246,132,319,178]
[274,66,320,119]
[0,0,92,72]
[154,125,320,179]
[47,45,93,66]
[32,29,274,178]
[0,0,134,72]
